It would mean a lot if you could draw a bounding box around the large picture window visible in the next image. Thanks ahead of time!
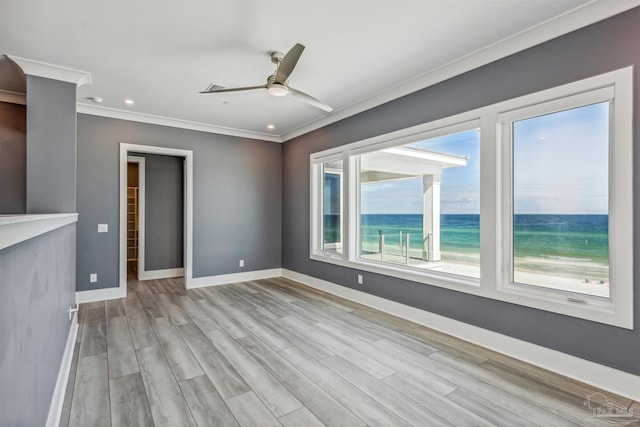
[511,102,610,297]
[310,67,632,328]
[358,129,480,279]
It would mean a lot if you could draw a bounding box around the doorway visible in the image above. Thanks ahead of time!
[119,144,193,293]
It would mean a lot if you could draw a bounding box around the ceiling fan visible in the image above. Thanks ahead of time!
[200,43,333,112]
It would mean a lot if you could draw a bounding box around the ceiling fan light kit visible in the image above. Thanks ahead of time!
[200,43,333,112]
[267,84,288,97]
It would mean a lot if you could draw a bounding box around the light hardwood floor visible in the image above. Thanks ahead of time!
[59,277,638,426]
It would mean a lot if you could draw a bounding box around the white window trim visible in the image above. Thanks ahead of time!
[310,67,633,329]
[496,70,633,328]
[310,150,344,261]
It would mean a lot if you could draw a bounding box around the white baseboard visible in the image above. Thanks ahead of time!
[46,312,78,427]
[76,285,126,304]
[281,269,640,401]
[189,268,283,289]
[138,267,184,281]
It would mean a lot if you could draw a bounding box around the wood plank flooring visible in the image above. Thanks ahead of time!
[60,277,638,426]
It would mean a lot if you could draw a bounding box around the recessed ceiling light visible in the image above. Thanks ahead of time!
[124,99,134,105]
[267,124,275,130]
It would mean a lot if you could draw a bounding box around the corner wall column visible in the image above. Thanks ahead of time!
[7,55,91,214]
[25,76,77,213]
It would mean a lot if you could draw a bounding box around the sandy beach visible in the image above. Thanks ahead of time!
[362,250,609,298]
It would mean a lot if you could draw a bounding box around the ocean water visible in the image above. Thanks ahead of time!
[325,214,609,267]
[359,214,479,261]
[513,214,608,264]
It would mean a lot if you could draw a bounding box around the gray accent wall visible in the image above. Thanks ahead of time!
[282,8,640,376]
[0,101,26,214]
[131,152,184,271]
[77,115,281,291]
[26,76,77,213]
[0,224,76,426]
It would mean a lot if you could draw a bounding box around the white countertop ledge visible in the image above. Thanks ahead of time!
[0,213,78,250]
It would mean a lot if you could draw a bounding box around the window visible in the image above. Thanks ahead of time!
[357,129,480,279]
[323,160,343,255]
[510,102,610,297]
[310,67,632,328]
[311,155,345,259]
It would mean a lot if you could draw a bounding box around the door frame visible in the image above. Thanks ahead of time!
[119,143,193,291]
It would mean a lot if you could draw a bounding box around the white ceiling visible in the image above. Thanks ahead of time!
[1,1,638,142]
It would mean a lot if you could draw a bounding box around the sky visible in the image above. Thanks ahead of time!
[513,102,609,215]
[361,128,481,214]
[360,102,609,215]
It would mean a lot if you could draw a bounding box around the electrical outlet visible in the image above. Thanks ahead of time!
[239,259,245,267]
[98,224,108,233]
[357,274,363,285]
[90,273,97,283]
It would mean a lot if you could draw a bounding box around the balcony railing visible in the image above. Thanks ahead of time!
[362,231,433,265]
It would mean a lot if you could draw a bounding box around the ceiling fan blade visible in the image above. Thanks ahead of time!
[288,87,333,112]
[274,43,305,84]
[200,84,266,94]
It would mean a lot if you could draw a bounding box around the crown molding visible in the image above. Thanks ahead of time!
[6,55,91,87]
[280,0,640,142]
[77,103,283,143]
[0,89,26,105]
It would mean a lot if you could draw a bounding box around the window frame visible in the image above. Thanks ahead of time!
[352,120,482,284]
[310,150,346,261]
[496,74,633,327]
[309,67,633,328]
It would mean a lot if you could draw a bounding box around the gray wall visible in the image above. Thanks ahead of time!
[26,76,77,213]
[0,224,76,426]
[77,115,282,291]
[131,152,184,271]
[0,101,26,214]
[282,8,640,376]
